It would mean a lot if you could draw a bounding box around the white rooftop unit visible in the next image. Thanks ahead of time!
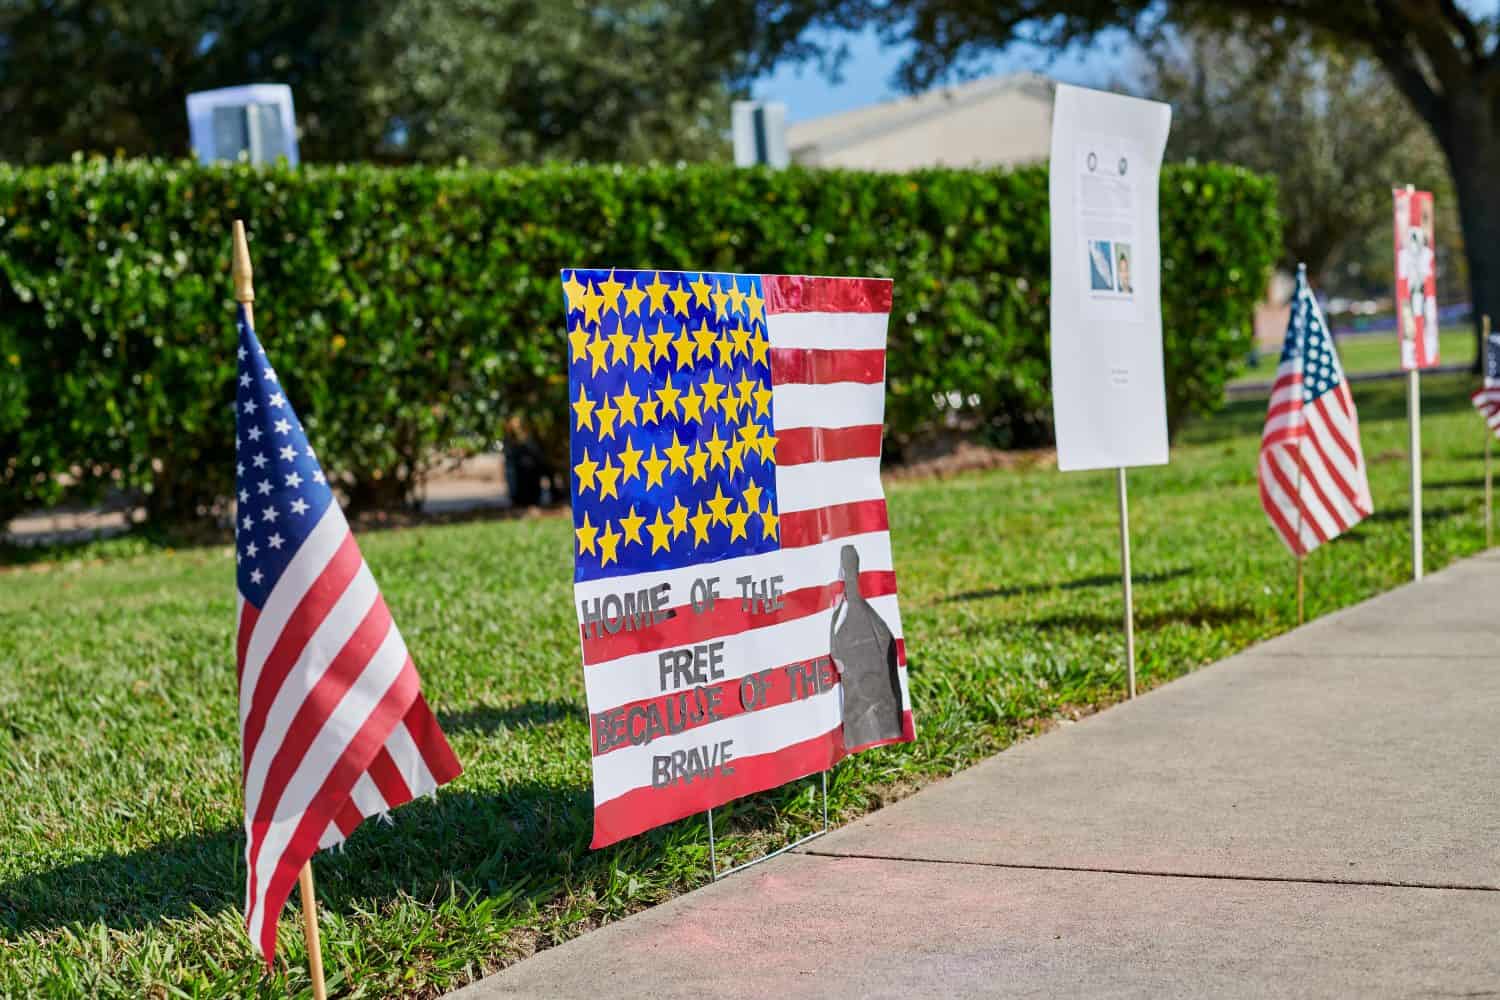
[186,84,300,167]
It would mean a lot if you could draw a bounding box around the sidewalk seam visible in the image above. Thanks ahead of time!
[797,849,1500,893]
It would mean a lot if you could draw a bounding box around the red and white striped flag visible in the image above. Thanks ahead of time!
[1469,323,1500,433]
[1258,266,1373,554]
[563,270,914,848]
[233,305,461,961]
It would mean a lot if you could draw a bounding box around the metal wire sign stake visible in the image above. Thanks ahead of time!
[706,768,831,881]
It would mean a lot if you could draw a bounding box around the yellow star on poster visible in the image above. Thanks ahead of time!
[572,385,596,431]
[667,282,692,318]
[706,484,732,526]
[599,269,625,315]
[686,441,710,483]
[595,399,620,441]
[671,327,697,370]
[595,456,622,500]
[618,436,644,482]
[561,271,587,315]
[644,272,671,314]
[738,421,762,447]
[728,280,747,316]
[730,323,751,359]
[647,508,673,553]
[704,424,728,469]
[629,329,654,371]
[573,448,600,494]
[607,325,632,367]
[749,332,770,368]
[710,279,731,320]
[620,505,646,547]
[719,384,743,422]
[689,503,712,545]
[637,397,659,425]
[753,384,773,418]
[586,333,611,375]
[580,282,605,326]
[725,439,746,475]
[678,385,705,424]
[758,504,779,540]
[656,375,683,420]
[725,501,750,542]
[689,273,712,308]
[622,276,647,317]
[568,325,590,363]
[664,432,689,474]
[597,520,622,566]
[642,445,669,488]
[742,480,763,515]
[700,371,726,410]
[714,335,736,367]
[575,511,599,556]
[648,322,674,363]
[757,432,778,463]
[691,321,717,363]
[667,497,690,538]
[614,382,640,426]
[745,284,765,321]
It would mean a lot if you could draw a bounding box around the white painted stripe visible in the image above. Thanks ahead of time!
[582,592,902,713]
[1303,402,1364,509]
[774,456,886,514]
[239,505,349,723]
[1259,452,1320,552]
[573,529,894,610]
[384,717,440,799]
[772,382,886,430]
[1270,447,1340,541]
[591,686,845,806]
[1298,440,1361,528]
[242,562,383,818]
[244,625,409,946]
[766,311,888,351]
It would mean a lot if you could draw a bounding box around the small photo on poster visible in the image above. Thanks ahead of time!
[1114,242,1134,295]
[1088,239,1115,291]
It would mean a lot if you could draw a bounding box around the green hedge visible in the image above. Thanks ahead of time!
[0,158,1279,528]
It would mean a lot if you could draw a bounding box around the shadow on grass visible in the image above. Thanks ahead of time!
[0,777,704,937]
[975,604,1258,635]
[438,700,582,735]
[1364,503,1469,525]
[942,566,1194,605]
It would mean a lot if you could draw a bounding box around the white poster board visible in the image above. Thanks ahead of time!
[1049,84,1171,472]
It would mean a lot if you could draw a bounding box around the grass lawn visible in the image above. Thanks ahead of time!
[1231,327,1475,386]
[2,371,1496,997]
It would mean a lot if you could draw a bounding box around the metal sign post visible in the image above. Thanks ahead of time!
[706,769,831,881]
[1117,467,1136,699]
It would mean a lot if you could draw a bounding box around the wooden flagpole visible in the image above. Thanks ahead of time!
[233,219,329,1000]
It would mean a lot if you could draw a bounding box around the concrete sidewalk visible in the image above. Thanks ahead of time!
[458,552,1500,999]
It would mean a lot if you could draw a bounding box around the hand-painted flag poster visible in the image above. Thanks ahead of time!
[561,269,914,848]
[1394,188,1439,370]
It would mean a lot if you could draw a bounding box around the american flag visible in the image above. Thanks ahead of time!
[1257,266,1373,555]
[233,305,461,961]
[1469,323,1500,434]
[563,269,913,849]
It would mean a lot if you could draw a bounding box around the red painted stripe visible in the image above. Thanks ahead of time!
[1258,462,1305,556]
[1290,446,1351,534]
[366,743,414,810]
[776,425,884,465]
[1265,446,1329,546]
[581,570,898,665]
[243,598,395,915]
[249,659,420,962]
[236,603,259,684]
[1303,428,1360,515]
[763,275,893,315]
[241,533,364,776]
[770,347,886,385]
[590,710,915,849]
[334,797,364,838]
[590,638,909,757]
[780,499,889,549]
[402,693,463,787]
[1311,395,1362,492]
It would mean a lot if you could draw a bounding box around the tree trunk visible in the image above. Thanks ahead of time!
[1439,89,1500,374]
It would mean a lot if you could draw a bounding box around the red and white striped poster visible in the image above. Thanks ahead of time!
[1394,188,1439,370]
[561,269,914,848]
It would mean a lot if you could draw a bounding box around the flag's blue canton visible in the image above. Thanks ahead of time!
[564,269,780,583]
[235,305,336,607]
[1282,270,1343,405]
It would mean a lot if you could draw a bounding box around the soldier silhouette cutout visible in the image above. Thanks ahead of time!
[829,544,903,749]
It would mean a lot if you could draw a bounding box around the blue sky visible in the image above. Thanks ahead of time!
[752,26,1133,122]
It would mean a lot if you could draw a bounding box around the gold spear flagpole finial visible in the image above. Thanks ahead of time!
[232,219,255,312]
